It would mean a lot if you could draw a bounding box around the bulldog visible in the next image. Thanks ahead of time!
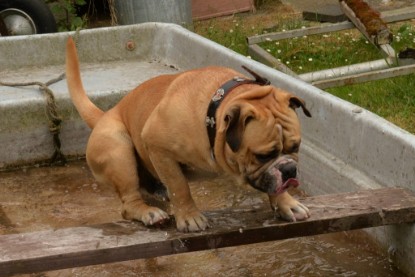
[65,37,311,232]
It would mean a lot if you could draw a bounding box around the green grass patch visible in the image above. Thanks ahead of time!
[194,9,415,133]
[328,74,415,134]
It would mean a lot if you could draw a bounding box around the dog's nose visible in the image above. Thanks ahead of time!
[280,163,297,180]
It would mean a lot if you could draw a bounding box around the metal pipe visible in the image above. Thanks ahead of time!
[299,58,394,83]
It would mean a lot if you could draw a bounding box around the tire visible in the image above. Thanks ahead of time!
[0,0,57,35]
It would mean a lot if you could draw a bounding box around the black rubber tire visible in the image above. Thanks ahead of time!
[0,0,57,34]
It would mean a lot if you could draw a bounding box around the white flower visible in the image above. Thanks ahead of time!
[265,37,271,41]
[277,49,282,54]
[266,49,271,52]
[308,58,313,62]
[229,29,233,33]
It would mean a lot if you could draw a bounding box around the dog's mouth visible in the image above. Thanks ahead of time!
[247,157,300,195]
[274,177,300,195]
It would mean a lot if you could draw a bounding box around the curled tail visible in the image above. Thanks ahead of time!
[65,37,104,129]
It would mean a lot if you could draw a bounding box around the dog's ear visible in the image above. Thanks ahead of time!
[289,96,311,117]
[224,105,254,152]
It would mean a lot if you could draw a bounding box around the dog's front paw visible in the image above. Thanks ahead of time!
[175,209,210,232]
[122,204,170,226]
[269,192,310,222]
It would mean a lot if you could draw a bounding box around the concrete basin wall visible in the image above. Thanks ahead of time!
[0,23,414,275]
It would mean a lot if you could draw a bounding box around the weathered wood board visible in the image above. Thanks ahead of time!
[1,187,415,276]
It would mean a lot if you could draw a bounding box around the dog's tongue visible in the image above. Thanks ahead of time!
[275,178,300,194]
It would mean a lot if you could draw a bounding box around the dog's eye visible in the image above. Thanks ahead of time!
[290,143,300,153]
[283,143,300,154]
[255,150,279,163]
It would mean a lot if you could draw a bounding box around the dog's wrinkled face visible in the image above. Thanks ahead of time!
[220,86,311,195]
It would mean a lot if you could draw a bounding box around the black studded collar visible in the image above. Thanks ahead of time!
[205,66,270,159]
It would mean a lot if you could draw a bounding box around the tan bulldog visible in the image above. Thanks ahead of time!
[65,37,311,232]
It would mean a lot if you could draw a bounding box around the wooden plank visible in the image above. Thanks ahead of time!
[247,7,415,45]
[302,2,348,23]
[1,187,415,276]
[312,63,415,89]
[192,0,255,21]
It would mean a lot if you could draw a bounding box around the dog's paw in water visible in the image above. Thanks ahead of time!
[175,209,211,232]
[269,191,310,222]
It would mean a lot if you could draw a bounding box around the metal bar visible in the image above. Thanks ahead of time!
[247,7,415,45]
[312,63,415,89]
[379,44,396,59]
[299,58,394,83]
[247,44,298,77]
[339,1,392,46]
[247,21,354,45]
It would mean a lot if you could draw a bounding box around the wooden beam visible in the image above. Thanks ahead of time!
[1,187,415,276]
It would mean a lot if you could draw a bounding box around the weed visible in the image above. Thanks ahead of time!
[46,0,87,31]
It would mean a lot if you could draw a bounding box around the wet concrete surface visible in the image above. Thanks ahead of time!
[0,161,405,276]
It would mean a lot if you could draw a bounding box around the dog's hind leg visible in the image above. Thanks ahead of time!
[86,119,169,226]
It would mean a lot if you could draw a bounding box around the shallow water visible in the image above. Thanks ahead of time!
[0,161,405,276]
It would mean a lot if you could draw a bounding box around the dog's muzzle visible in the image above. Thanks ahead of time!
[248,156,300,195]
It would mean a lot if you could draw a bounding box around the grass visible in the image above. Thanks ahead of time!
[193,1,415,133]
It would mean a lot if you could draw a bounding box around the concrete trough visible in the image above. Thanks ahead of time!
[0,23,414,275]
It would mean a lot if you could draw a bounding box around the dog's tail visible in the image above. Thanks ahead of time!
[65,37,104,129]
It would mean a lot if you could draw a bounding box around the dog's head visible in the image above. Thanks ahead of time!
[217,86,311,195]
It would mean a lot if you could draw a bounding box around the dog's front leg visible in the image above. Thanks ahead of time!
[269,191,310,222]
[148,151,210,232]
